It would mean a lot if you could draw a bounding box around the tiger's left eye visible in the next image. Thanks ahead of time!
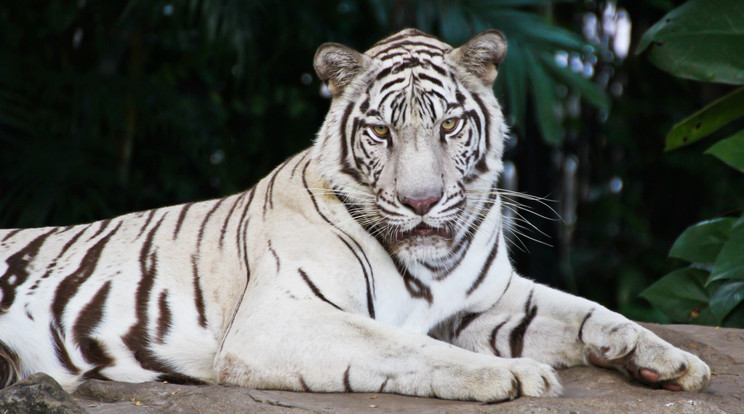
[441,118,460,131]
[371,125,390,137]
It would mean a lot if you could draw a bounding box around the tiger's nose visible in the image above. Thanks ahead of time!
[400,196,440,215]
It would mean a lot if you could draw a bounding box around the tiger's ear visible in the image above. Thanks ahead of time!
[449,30,507,87]
[314,43,370,97]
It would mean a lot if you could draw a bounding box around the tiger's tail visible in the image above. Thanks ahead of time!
[0,342,21,389]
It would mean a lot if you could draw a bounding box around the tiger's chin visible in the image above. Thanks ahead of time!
[387,224,455,262]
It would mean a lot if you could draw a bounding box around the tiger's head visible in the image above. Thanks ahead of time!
[312,29,508,264]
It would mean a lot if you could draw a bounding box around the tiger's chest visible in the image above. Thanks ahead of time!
[247,157,509,336]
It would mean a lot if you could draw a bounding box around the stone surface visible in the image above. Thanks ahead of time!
[3,323,743,413]
[0,373,87,414]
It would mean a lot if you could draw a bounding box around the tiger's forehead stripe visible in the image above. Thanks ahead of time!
[367,30,449,55]
[368,29,438,48]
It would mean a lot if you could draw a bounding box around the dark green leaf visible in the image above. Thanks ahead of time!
[669,217,737,263]
[525,49,561,145]
[639,267,716,324]
[665,86,744,151]
[709,280,744,322]
[706,129,744,174]
[439,2,470,45]
[498,37,528,133]
[708,218,744,284]
[723,300,744,327]
[474,0,567,6]
[636,0,744,84]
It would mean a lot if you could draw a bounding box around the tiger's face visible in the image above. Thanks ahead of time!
[313,29,508,263]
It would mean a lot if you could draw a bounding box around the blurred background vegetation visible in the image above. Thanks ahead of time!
[1,0,742,325]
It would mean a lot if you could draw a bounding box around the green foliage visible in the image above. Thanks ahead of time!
[638,0,744,327]
[636,0,744,85]
[664,87,744,151]
[706,131,744,174]
[0,0,607,229]
[639,267,719,325]
[668,218,738,264]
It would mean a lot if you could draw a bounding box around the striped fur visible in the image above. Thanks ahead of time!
[0,29,709,400]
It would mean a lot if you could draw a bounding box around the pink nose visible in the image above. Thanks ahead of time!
[400,196,440,215]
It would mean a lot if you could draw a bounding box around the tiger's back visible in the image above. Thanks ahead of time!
[0,191,251,388]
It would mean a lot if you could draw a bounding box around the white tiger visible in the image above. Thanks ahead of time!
[0,29,709,401]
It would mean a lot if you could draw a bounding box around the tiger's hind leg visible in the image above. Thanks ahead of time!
[438,274,710,392]
[214,297,561,401]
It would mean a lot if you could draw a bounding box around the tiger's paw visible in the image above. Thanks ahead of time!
[436,357,561,401]
[501,357,563,399]
[585,322,710,392]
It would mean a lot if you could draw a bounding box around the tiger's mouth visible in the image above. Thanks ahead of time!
[396,223,452,241]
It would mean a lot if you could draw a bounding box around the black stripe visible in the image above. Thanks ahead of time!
[509,290,538,358]
[263,158,290,218]
[465,229,500,296]
[87,219,112,241]
[453,311,483,338]
[374,66,392,81]
[173,203,194,240]
[418,73,443,87]
[74,282,114,376]
[578,310,594,344]
[137,210,157,238]
[470,92,491,170]
[268,240,281,273]
[122,215,178,374]
[339,102,364,184]
[1,229,22,242]
[490,321,507,357]
[54,227,88,266]
[372,40,446,58]
[299,376,310,392]
[429,62,448,76]
[217,189,256,354]
[73,280,112,358]
[0,228,57,312]
[191,255,208,328]
[30,226,89,293]
[379,378,388,393]
[51,322,79,374]
[343,366,352,392]
[298,268,341,310]
[236,188,256,279]
[512,375,523,398]
[370,30,436,49]
[391,57,425,74]
[197,198,226,250]
[380,77,406,92]
[290,151,310,178]
[336,235,375,318]
[156,290,172,344]
[57,225,74,234]
[51,223,122,329]
[392,257,433,304]
[156,373,206,385]
[219,197,241,249]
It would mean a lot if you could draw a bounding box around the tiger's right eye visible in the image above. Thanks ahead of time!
[371,125,390,137]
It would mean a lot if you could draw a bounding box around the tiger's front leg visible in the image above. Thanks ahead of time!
[213,293,561,402]
[438,274,710,392]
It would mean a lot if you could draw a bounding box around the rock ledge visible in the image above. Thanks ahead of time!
[2,323,742,413]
